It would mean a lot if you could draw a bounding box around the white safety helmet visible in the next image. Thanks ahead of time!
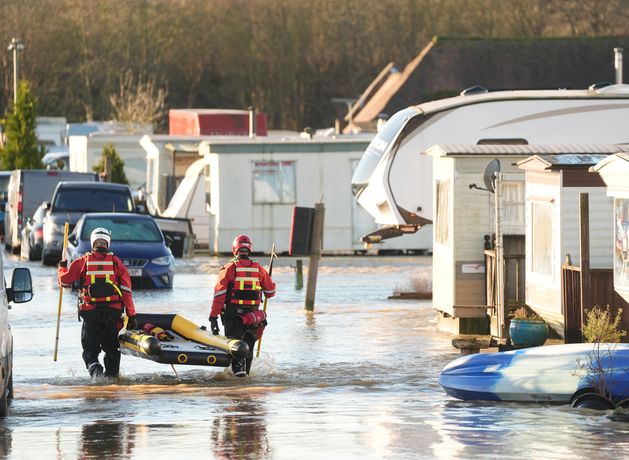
[90,227,112,249]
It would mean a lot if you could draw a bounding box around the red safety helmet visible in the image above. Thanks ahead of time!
[232,234,253,256]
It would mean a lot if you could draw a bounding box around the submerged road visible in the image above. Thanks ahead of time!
[1,254,627,459]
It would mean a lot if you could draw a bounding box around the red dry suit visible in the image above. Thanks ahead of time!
[58,250,136,315]
[210,257,275,318]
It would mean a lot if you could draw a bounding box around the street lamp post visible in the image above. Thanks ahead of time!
[7,37,25,105]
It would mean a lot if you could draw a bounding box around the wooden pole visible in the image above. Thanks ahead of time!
[295,259,303,290]
[53,222,70,362]
[579,193,590,343]
[104,152,112,182]
[305,203,324,311]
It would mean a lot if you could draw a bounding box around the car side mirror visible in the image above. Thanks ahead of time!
[135,204,146,214]
[43,201,51,211]
[7,267,33,303]
[165,235,174,247]
[68,235,77,245]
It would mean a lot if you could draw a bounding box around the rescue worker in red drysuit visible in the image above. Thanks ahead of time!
[57,227,138,378]
[210,235,276,377]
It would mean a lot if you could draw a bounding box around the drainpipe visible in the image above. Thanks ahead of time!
[248,106,256,138]
[614,47,623,84]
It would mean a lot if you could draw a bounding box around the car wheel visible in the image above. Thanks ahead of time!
[42,253,56,266]
[28,245,37,261]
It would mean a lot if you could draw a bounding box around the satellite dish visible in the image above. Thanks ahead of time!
[483,159,501,193]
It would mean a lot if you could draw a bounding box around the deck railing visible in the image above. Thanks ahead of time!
[561,263,582,343]
[561,265,629,343]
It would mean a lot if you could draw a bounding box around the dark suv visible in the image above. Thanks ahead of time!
[41,181,135,265]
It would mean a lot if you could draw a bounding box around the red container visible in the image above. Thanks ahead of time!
[169,109,268,136]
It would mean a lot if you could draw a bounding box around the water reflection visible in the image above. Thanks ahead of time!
[211,398,270,459]
[426,400,629,459]
[79,421,136,459]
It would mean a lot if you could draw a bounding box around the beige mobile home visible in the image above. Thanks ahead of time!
[590,153,629,334]
[427,144,529,334]
[517,147,627,336]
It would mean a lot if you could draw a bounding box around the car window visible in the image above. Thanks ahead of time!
[0,176,10,199]
[80,217,163,242]
[52,189,133,213]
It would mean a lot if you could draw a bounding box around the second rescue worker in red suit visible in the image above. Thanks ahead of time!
[210,235,276,377]
[58,227,138,378]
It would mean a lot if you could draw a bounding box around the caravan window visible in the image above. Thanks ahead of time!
[435,180,449,245]
[531,201,553,277]
[253,161,296,204]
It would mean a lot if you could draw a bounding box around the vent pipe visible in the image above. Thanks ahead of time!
[614,47,623,84]
[248,106,256,138]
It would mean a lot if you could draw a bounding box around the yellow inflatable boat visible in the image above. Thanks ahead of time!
[119,313,249,367]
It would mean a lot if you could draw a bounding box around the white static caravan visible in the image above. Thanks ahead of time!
[427,144,529,333]
[198,134,433,255]
[199,136,375,254]
[351,84,629,233]
[36,116,67,146]
[516,147,628,335]
[591,154,629,326]
[69,132,152,190]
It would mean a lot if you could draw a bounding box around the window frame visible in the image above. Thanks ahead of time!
[530,200,554,278]
[252,160,296,205]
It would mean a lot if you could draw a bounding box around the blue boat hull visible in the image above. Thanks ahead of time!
[439,343,629,402]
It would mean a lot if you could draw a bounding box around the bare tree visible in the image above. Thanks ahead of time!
[109,70,168,133]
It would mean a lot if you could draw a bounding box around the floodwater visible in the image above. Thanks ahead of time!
[1,254,628,459]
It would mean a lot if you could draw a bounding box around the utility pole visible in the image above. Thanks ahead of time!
[7,38,25,105]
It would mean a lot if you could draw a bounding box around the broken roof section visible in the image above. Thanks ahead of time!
[345,36,629,133]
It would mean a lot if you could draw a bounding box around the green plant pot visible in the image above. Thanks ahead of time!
[509,319,549,347]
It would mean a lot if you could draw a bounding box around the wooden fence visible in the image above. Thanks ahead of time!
[561,265,629,343]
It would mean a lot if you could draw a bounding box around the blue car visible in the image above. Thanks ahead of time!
[66,213,174,289]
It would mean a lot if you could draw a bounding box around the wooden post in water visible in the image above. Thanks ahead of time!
[579,193,590,343]
[295,259,303,290]
[305,202,324,311]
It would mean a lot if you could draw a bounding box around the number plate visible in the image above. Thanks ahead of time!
[127,268,142,276]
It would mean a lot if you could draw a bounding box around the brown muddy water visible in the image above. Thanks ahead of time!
[1,255,628,459]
